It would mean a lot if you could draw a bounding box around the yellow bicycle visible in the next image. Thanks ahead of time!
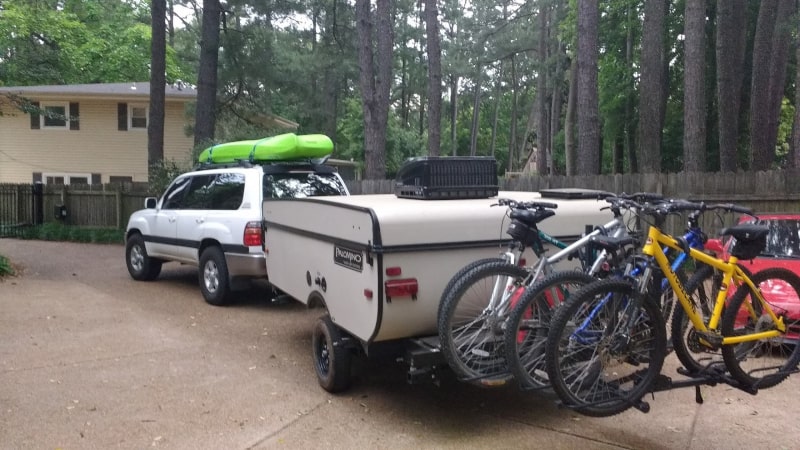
[545,199,800,417]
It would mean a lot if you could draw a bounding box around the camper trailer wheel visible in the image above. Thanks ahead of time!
[126,233,162,281]
[312,315,351,392]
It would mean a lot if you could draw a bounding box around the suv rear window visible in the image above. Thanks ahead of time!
[263,173,347,199]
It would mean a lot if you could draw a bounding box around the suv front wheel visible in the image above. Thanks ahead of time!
[126,233,162,281]
[199,246,231,306]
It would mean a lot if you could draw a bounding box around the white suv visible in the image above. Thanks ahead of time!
[125,161,349,305]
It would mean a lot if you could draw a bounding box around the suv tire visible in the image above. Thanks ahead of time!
[126,233,162,281]
[200,246,231,306]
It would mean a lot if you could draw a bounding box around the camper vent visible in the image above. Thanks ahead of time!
[394,156,498,200]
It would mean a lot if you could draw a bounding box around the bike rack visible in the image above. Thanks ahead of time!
[553,360,800,415]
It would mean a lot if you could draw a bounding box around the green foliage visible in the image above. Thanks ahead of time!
[16,222,124,244]
[0,254,14,278]
[775,98,795,168]
[147,159,192,195]
[0,0,189,85]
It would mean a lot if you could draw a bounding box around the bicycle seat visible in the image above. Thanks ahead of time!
[720,224,769,242]
[509,208,556,226]
[588,235,637,252]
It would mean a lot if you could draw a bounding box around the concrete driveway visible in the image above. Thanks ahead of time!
[1,239,798,449]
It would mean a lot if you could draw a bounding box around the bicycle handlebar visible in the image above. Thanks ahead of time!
[493,198,559,210]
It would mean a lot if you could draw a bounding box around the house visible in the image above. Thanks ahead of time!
[0,82,196,184]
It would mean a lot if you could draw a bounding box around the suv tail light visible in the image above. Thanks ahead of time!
[243,221,262,246]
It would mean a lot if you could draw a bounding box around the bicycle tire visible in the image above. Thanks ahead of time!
[438,261,530,383]
[504,270,596,390]
[438,257,508,319]
[721,267,800,389]
[545,279,667,417]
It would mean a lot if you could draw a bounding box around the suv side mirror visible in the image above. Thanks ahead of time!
[145,197,157,209]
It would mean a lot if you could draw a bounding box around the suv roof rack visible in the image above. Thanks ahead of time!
[193,158,338,174]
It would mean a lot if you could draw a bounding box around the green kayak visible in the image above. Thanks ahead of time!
[198,133,333,164]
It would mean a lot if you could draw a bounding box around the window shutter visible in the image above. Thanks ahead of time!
[69,102,79,130]
[32,172,42,183]
[118,103,128,131]
[30,101,40,129]
[91,173,101,185]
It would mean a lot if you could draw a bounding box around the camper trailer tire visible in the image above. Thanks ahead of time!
[312,315,351,392]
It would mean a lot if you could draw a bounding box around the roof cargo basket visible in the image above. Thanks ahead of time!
[394,156,498,200]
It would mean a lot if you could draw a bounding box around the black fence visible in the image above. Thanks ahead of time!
[0,183,44,237]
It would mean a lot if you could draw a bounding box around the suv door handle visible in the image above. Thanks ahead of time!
[168,216,177,223]
[196,218,205,224]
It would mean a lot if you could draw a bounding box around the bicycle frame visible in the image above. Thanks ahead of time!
[641,225,788,344]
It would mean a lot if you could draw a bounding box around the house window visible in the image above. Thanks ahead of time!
[109,176,133,184]
[43,173,91,185]
[130,105,148,129]
[41,103,69,129]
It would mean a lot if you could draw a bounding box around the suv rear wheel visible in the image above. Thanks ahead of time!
[199,246,231,306]
[126,233,162,281]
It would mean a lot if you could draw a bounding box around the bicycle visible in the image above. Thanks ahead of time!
[437,193,658,385]
[504,195,714,390]
[544,199,800,417]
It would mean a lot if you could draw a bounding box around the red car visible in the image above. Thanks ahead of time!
[708,213,800,341]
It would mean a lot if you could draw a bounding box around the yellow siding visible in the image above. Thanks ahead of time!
[0,97,194,183]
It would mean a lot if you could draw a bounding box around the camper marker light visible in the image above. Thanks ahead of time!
[243,221,262,246]
[384,278,418,301]
[385,266,402,276]
[363,289,374,300]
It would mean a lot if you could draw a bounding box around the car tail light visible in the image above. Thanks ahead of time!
[386,266,402,276]
[385,278,418,301]
[243,221,262,246]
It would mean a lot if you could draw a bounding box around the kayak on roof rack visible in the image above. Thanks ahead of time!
[198,133,334,164]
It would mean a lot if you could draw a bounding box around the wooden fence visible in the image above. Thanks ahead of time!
[2,170,799,233]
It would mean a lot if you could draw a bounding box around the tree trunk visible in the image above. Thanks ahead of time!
[490,64,503,158]
[148,0,167,180]
[508,56,518,171]
[565,57,577,176]
[356,0,392,179]
[682,0,706,172]
[450,74,459,156]
[716,0,747,172]
[637,0,667,173]
[764,0,796,164]
[193,0,221,148]
[625,3,636,173]
[535,2,550,174]
[424,0,442,156]
[469,70,482,156]
[749,1,780,171]
[576,0,600,175]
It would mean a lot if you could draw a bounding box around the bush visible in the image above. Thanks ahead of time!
[19,222,124,244]
[0,254,14,278]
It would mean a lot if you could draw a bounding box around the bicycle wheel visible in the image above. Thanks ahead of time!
[438,261,530,383]
[439,257,508,318]
[721,267,800,389]
[505,270,596,390]
[671,264,754,374]
[546,279,667,417]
